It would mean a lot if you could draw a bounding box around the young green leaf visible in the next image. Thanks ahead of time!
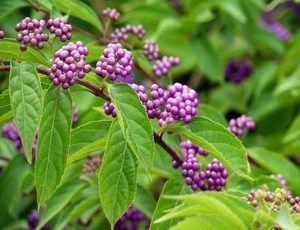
[0,39,49,66]
[53,0,103,32]
[9,60,43,163]
[150,177,191,230]
[275,206,299,230]
[38,179,86,228]
[164,117,250,176]
[108,83,154,174]
[35,85,72,207]
[99,120,138,227]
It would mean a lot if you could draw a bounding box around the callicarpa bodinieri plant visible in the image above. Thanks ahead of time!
[0,0,300,229]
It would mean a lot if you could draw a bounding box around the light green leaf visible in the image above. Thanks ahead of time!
[219,0,247,23]
[9,61,43,163]
[164,117,250,176]
[0,90,10,118]
[0,39,49,66]
[283,114,300,143]
[38,179,86,228]
[99,120,138,226]
[199,104,227,126]
[35,85,72,207]
[150,177,191,230]
[276,206,299,230]
[108,83,154,174]
[53,0,103,32]
[247,147,300,189]
[0,155,30,227]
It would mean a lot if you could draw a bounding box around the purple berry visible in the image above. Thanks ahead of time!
[144,40,160,61]
[271,174,289,190]
[47,18,72,42]
[110,24,145,43]
[224,60,253,83]
[228,115,255,137]
[102,7,121,21]
[96,43,134,81]
[152,56,180,78]
[83,156,101,174]
[15,17,48,51]
[48,41,91,89]
[0,30,5,39]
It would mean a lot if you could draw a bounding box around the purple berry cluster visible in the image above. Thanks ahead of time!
[103,102,117,117]
[102,7,121,21]
[228,115,255,137]
[28,210,49,230]
[224,60,253,83]
[48,41,91,89]
[262,10,290,41]
[271,174,288,190]
[72,105,79,125]
[115,206,150,230]
[152,56,180,78]
[143,40,160,61]
[110,25,145,43]
[159,83,198,126]
[145,84,168,119]
[178,140,228,191]
[47,18,72,42]
[0,30,4,39]
[83,156,102,174]
[2,122,37,159]
[15,17,49,51]
[96,43,134,81]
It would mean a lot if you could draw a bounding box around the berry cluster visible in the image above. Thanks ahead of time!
[0,30,4,39]
[15,17,49,51]
[47,18,72,42]
[178,140,228,191]
[115,206,150,230]
[103,102,117,117]
[224,60,253,83]
[72,105,79,125]
[246,187,300,216]
[115,72,135,83]
[143,40,160,61]
[96,43,134,81]
[2,122,37,159]
[228,115,255,137]
[271,174,288,191]
[110,25,145,43]
[28,210,49,230]
[48,41,91,89]
[152,56,180,78]
[159,83,198,125]
[83,156,102,174]
[102,7,121,21]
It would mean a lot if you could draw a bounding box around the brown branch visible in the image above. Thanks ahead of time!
[0,65,183,166]
[154,132,183,165]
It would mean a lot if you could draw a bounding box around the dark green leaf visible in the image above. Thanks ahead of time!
[99,120,138,226]
[134,184,156,217]
[35,85,72,207]
[108,83,154,174]
[0,0,28,21]
[9,61,42,163]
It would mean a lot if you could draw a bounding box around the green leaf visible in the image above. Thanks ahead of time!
[38,179,86,228]
[199,104,227,126]
[283,114,300,143]
[156,193,253,229]
[150,177,191,230]
[0,0,28,21]
[0,90,12,125]
[9,61,43,163]
[165,117,250,176]
[98,120,138,226]
[0,39,49,66]
[35,85,72,207]
[134,184,156,217]
[108,83,154,174]
[219,0,247,23]
[191,37,222,82]
[276,206,299,230]
[53,0,103,32]
[0,155,30,227]
[69,120,110,154]
[247,147,300,189]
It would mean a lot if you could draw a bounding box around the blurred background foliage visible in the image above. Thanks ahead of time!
[1,0,300,228]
